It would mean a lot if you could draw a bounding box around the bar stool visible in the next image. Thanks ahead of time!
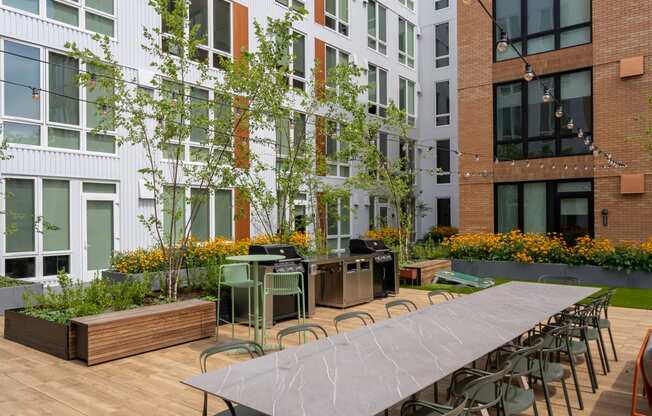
[261,271,305,347]
[217,263,260,340]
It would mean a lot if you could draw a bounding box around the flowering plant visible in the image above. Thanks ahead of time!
[443,231,652,273]
[366,227,401,248]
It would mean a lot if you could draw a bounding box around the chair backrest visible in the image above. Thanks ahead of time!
[333,311,376,333]
[385,299,418,318]
[264,272,303,295]
[463,361,513,412]
[400,398,468,416]
[200,341,264,373]
[277,323,328,349]
[537,274,580,285]
[428,290,453,304]
[220,263,250,284]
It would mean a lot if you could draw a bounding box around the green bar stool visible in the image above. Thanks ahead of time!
[261,271,305,348]
[217,263,260,340]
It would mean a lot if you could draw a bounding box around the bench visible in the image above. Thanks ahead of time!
[71,299,215,365]
[435,270,495,289]
[400,260,451,286]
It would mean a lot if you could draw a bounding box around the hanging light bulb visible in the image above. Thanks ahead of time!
[88,73,97,88]
[100,104,109,117]
[171,92,178,106]
[464,172,472,178]
[551,163,556,169]
[583,137,591,146]
[593,150,599,157]
[494,158,499,164]
[474,154,480,162]
[31,87,40,100]
[540,162,544,169]
[510,160,515,166]
[564,164,569,170]
[496,31,509,53]
[523,64,534,82]
[555,106,563,118]
[566,118,575,130]
[542,88,553,103]
[588,144,594,151]
[577,128,584,139]
[526,161,531,168]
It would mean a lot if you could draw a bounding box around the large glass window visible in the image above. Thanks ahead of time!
[48,52,79,126]
[325,0,349,36]
[327,197,350,253]
[496,184,519,232]
[290,32,306,90]
[44,0,115,36]
[436,139,450,184]
[367,0,387,54]
[398,17,416,68]
[2,0,39,14]
[275,0,305,11]
[368,64,388,117]
[435,0,448,10]
[5,178,35,253]
[436,198,451,227]
[435,22,449,68]
[399,77,416,126]
[325,44,349,92]
[435,80,450,126]
[214,189,233,238]
[183,0,231,68]
[326,121,349,178]
[43,179,70,251]
[495,69,591,160]
[4,41,40,121]
[190,188,210,241]
[494,0,591,61]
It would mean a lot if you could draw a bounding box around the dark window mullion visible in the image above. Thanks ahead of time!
[554,0,561,50]
[518,183,525,231]
[521,0,528,55]
[554,76,562,156]
[522,78,528,159]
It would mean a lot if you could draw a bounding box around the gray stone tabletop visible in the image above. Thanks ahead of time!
[183,282,599,416]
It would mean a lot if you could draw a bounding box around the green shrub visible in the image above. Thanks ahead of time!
[0,276,29,288]
[423,226,459,244]
[410,241,449,261]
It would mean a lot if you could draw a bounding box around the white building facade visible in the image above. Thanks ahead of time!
[0,0,458,284]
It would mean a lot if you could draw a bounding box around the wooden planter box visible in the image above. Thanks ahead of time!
[0,282,43,314]
[4,309,76,359]
[4,299,215,365]
[400,268,418,281]
[400,260,450,286]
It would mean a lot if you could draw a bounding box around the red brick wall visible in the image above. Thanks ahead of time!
[457,0,652,242]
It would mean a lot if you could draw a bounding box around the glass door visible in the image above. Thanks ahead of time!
[83,194,118,280]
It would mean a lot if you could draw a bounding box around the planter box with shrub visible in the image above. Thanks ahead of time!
[0,281,43,314]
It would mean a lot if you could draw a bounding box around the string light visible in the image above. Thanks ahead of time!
[496,31,509,53]
[523,64,534,82]
[88,73,97,88]
[555,106,563,118]
[31,87,40,100]
[566,119,575,130]
[577,128,584,139]
[542,88,553,103]
[474,154,480,162]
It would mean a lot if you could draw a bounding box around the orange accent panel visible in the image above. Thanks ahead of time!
[314,0,325,25]
[621,174,645,194]
[620,56,645,78]
[232,2,249,60]
[314,38,326,99]
[233,96,249,169]
[234,188,250,239]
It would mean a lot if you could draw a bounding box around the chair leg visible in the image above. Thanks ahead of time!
[261,290,267,348]
[595,333,609,374]
[231,287,236,340]
[433,381,439,403]
[607,327,619,361]
[561,377,573,416]
[583,350,597,393]
[216,281,221,340]
[568,354,584,410]
[532,395,539,416]
[540,378,554,416]
[247,287,251,339]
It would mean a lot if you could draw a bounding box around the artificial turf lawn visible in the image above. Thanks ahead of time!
[404,278,652,310]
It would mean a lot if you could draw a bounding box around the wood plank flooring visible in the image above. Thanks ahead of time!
[0,288,650,415]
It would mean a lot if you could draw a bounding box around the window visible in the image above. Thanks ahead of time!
[367,0,387,54]
[495,180,593,241]
[3,178,71,279]
[190,188,210,241]
[436,139,450,184]
[289,32,306,91]
[2,0,39,14]
[325,44,349,92]
[214,189,233,238]
[182,0,231,69]
[275,0,305,12]
[325,0,349,36]
[276,112,306,162]
[398,0,414,11]
[399,77,416,126]
[494,68,592,160]
[164,187,233,242]
[48,52,80,149]
[494,0,591,61]
[378,131,388,160]
[435,0,448,10]
[435,22,449,68]
[436,198,451,227]
[326,120,349,177]
[368,64,388,117]
[398,17,416,68]
[41,0,116,36]
[435,80,450,126]
[327,197,350,253]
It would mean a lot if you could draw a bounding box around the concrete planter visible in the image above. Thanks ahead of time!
[102,268,208,291]
[0,283,44,314]
[452,259,652,288]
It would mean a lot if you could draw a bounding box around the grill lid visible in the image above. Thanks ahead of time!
[349,239,390,254]
[248,244,303,260]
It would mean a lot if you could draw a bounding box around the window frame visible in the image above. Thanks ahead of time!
[493,179,594,237]
[325,43,350,94]
[165,186,235,241]
[288,30,306,91]
[435,80,451,126]
[436,197,452,227]
[398,0,415,11]
[398,17,416,68]
[367,63,388,118]
[435,21,450,69]
[274,0,305,12]
[493,0,592,62]
[435,138,451,184]
[493,67,593,161]
[325,120,350,178]
[326,196,351,253]
[1,176,74,279]
[399,76,416,126]
[367,0,387,55]
[324,0,349,36]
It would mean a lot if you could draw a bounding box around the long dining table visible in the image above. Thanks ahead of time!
[183,282,599,416]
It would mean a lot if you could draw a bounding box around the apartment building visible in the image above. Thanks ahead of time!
[0,0,457,283]
[458,0,652,242]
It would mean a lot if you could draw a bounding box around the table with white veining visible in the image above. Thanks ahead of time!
[183,282,599,416]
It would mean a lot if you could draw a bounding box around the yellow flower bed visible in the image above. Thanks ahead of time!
[366,227,401,248]
[443,231,652,273]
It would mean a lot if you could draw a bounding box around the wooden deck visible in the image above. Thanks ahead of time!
[0,288,650,416]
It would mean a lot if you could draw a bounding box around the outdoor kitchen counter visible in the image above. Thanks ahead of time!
[303,252,373,265]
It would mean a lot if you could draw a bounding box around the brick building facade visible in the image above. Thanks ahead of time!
[457,0,652,242]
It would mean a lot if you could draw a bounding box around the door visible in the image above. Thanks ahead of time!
[557,196,591,243]
[83,194,119,280]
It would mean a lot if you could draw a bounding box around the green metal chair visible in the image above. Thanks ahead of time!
[537,275,580,285]
[400,397,468,416]
[385,299,418,318]
[277,323,328,349]
[428,290,454,304]
[261,271,305,347]
[217,263,259,340]
[596,289,618,362]
[445,361,513,415]
[333,311,375,333]
[199,341,265,416]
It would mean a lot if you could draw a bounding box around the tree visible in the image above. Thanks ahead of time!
[66,1,308,300]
